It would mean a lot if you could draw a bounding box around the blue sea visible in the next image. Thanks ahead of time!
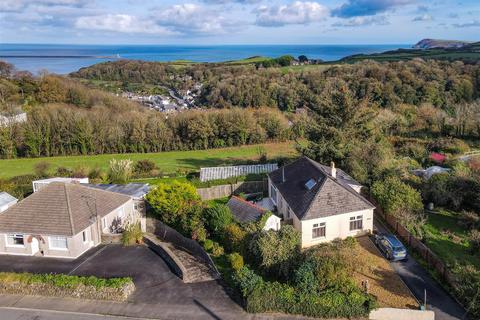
[0,43,410,75]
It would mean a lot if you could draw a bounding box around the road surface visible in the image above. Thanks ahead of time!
[0,307,148,320]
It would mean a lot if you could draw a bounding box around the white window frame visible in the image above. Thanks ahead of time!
[48,236,69,251]
[82,230,88,243]
[349,215,363,231]
[102,217,107,230]
[5,234,25,247]
[312,222,326,239]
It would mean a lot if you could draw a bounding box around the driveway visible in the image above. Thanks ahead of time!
[374,218,467,320]
[0,244,246,319]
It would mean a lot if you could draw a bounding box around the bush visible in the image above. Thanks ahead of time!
[204,204,234,235]
[34,161,51,177]
[458,210,480,230]
[0,272,132,289]
[428,137,470,155]
[469,229,480,253]
[223,223,247,253]
[72,165,89,178]
[146,181,200,226]
[203,239,214,251]
[372,176,424,215]
[228,253,244,271]
[452,264,480,318]
[134,159,157,174]
[233,266,374,318]
[248,225,300,279]
[211,242,225,257]
[108,159,133,184]
[55,166,72,177]
[121,222,143,246]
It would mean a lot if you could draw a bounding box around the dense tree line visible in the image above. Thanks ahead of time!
[0,64,290,158]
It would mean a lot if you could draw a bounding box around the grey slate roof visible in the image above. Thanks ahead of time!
[86,183,150,199]
[0,192,17,207]
[227,196,266,223]
[0,182,131,236]
[268,157,374,221]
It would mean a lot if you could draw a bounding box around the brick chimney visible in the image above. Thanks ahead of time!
[331,161,336,179]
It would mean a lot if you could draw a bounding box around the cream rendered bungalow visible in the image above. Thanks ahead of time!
[0,182,139,258]
[268,157,375,248]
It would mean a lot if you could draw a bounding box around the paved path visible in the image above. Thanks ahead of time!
[374,218,467,320]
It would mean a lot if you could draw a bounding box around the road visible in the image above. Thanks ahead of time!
[374,218,467,320]
[0,308,149,320]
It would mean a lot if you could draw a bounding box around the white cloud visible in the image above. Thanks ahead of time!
[453,20,480,28]
[412,14,433,22]
[254,1,329,27]
[153,3,242,35]
[75,14,176,35]
[333,15,389,27]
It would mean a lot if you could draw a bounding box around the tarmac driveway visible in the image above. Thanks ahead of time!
[374,218,467,320]
[0,244,243,313]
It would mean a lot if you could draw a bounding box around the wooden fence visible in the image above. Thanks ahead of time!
[372,198,459,293]
[197,180,268,200]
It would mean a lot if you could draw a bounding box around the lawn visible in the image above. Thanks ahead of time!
[0,142,297,179]
[423,208,480,268]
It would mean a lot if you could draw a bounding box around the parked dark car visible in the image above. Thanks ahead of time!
[374,233,407,261]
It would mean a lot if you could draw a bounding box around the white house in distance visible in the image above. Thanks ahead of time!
[267,157,375,248]
[0,192,18,213]
[227,195,282,231]
[32,177,89,193]
[0,182,139,258]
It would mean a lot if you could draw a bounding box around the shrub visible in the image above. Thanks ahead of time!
[211,242,225,257]
[204,204,234,235]
[134,159,157,174]
[428,137,470,155]
[248,225,300,279]
[228,253,244,271]
[203,239,214,251]
[72,165,89,178]
[146,181,200,226]
[108,159,133,184]
[372,176,424,216]
[458,210,480,230]
[89,167,106,182]
[469,229,480,253]
[55,166,72,177]
[223,223,247,253]
[0,272,132,289]
[121,222,143,246]
[452,264,480,318]
[34,161,51,177]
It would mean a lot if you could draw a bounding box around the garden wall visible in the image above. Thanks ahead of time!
[0,280,134,301]
[146,218,219,277]
[197,180,268,200]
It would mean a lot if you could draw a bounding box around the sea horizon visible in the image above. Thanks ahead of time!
[0,43,411,75]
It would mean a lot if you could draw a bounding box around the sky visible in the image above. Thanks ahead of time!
[0,0,479,44]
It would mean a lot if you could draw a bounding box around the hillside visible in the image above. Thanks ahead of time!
[413,38,472,49]
[340,41,480,63]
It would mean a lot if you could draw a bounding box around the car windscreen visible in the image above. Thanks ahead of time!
[393,246,405,252]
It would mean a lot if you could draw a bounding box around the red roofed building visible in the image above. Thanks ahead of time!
[430,152,446,164]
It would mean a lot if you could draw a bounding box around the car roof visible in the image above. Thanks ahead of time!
[384,234,404,247]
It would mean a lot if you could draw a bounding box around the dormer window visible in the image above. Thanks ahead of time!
[305,179,317,190]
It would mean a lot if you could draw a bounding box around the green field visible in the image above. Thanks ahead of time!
[0,142,297,179]
[423,208,480,268]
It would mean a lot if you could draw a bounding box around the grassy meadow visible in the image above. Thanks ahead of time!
[0,142,297,179]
